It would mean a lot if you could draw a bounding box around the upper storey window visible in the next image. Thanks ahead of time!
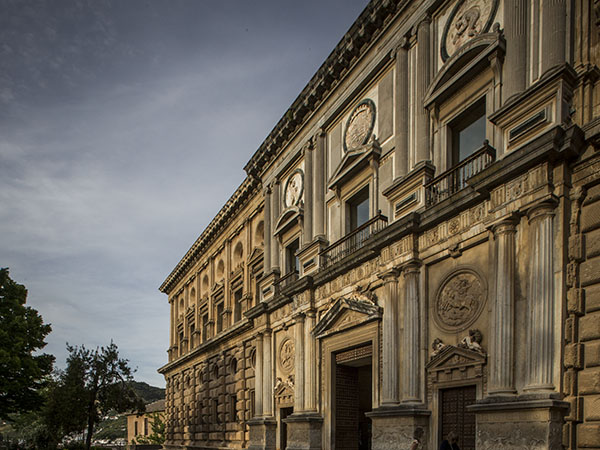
[347,185,370,232]
[450,99,486,165]
[285,238,300,274]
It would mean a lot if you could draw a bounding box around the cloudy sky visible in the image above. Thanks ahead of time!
[0,0,369,387]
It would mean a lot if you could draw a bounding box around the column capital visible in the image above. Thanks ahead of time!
[402,260,422,276]
[491,216,519,235]
[378,268,400,282]
[527,199,558,223]
[292,311,306,323]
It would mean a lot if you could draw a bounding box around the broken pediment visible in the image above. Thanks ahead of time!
[313,297,381,339]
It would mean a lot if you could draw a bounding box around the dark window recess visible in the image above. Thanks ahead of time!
[144,417,148,435]
[285,239,300,274]
[202,313,209,342]
[234,289,243,322]
[348,186,370,232]
[134,421,138,436]
[451,100,486,165]
[230,394,237,422]
[213,398,219,424]
[250,390,256,417]
[216,303,224,333]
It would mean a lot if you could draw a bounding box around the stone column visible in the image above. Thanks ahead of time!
[264,187,272,274]
[255,333,264,417]
[415,17,431,164]
[503,0,527,101]
[489,220,518,395]
[263,329,274,416]
[541,0,566,75]
[293,313,305,412]
[402,263,421,402]
[271,183,280,271]
[380,270,400,405]
[304,311,317,411]
[314,130,326,238]
[394,39,409,179]
[525,203,556,391]
[304,144,314,244]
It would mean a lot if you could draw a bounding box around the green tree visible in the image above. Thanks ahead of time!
[134,412,165,445]
[48,342,145,450]
[0,268,54,421]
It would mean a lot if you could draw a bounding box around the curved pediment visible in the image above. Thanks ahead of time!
[273,205,303,237]
[313,296,381,339]
[425,30,505,108]
[328,139,381,193]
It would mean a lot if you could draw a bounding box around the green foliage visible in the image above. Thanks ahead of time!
[133,412,165,445]
[45,342,145,450]
[0,268,54,421]
[93,415,126,440]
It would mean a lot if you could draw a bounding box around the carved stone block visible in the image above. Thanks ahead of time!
[586,341,600,368]
[567,288,585,316]
[578,368,600,395]
[580,312,600,341]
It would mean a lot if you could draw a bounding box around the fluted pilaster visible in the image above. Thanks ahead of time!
[489,219,518,394]
[379,269,400,405]
[271,183,280,271]
[314,131,326,238]
[402,263,421,402]
[293,313,305,412]
[304,144,314,244]
[305,311,317,411]
[264,187,272,274]
[541,0,566,75]
[416,17,431,164]
[394,39,409,178]
[255,333,264,417]
[525,203,556,391]
[263,329,274,416]
[504,0,528,101]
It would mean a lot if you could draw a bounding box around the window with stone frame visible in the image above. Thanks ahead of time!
[216,302,224,333]
[346,184,370,233]
[285,238,300,274]
[202,312,209,342]
[449,98,487,166]
[233,287,243,322]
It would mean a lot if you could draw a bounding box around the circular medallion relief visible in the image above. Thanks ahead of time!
[343,99,376,152]
[441,0,498,61]
[284,169,304,208]
[434,268,487,332]
[279,338,295,374]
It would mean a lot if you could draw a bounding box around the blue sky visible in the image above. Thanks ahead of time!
[0,0,369,387]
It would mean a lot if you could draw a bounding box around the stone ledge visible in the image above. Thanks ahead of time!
[470,394,569,413]
[283,412,323,423]
[366,404,431,418]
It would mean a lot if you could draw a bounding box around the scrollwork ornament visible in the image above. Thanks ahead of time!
[279,338,295,374]
[434,268,487,331]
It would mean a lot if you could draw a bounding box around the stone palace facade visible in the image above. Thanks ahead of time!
[158,0,600,449]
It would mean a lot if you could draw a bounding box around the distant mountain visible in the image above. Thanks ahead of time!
[130,381,165,404]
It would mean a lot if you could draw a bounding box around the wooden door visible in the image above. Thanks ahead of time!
[440,385,476,450]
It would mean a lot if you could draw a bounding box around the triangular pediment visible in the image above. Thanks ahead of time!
[313,297,381,339]
[248,246,263,264]
[328,140,381,192]
[426,345,486,372]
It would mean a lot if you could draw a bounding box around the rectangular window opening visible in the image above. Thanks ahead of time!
[347,186,370,233]
[450,99,486,165]
[285,239,300,274]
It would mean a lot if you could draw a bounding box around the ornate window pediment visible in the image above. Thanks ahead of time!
[274,376,294,407]
[313,296,381,339]
[274,205,303,237]
[425,29,504,108]
[328,139,381,193]
[426,345,486,388]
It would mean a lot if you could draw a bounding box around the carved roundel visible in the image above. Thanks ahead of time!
[434,268,487,332]
[283,169,304,208]
[278,338,295,374]
[441,0,499,61]
[343,98,376,152]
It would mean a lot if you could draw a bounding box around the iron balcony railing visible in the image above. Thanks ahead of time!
[425,141,496,207]
[320,212,388,268]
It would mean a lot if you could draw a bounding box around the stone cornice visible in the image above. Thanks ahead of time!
[243,0,406,179]
[160,176,261,294]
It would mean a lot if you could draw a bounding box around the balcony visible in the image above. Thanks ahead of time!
[425,142,496,207]
[320,212,388,269]
[277,270,299,290]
